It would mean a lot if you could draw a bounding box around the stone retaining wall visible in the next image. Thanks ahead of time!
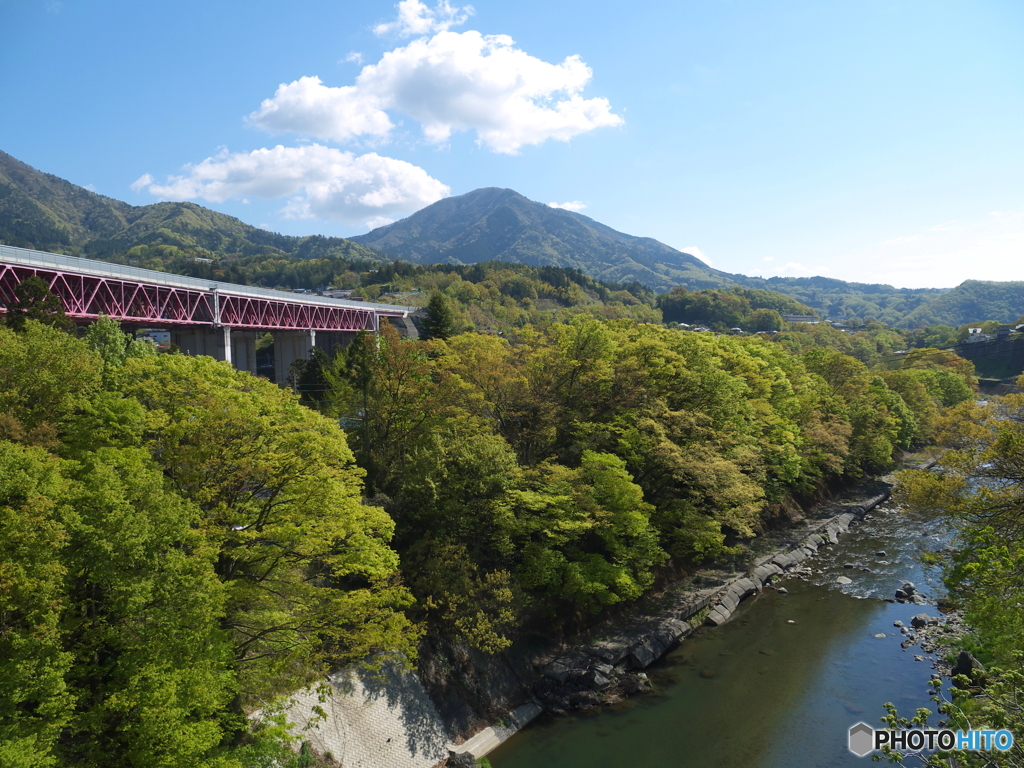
[704,494,888,626]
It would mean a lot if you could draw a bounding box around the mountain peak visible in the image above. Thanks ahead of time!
[352,187,732,291]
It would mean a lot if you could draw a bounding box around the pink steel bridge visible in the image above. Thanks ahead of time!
[0,245,409,331]
[0,245,414,380]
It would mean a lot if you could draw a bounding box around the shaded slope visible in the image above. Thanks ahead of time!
[0,150,131,249]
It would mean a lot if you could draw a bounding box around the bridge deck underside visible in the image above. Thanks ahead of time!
[0,264,378,331]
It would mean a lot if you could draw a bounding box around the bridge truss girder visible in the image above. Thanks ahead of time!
[0,263,377,332]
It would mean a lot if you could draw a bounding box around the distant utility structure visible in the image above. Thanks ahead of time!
[0,245,411,383]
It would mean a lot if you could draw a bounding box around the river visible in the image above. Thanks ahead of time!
[490,497,955,768]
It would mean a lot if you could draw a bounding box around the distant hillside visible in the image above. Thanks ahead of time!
[0,149,382,264]
[352,188,737,293]
[898,280,1024,327]
[735,275,949,328]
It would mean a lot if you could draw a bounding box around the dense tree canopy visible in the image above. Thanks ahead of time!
[0,322,416,767]
[318,315,975,650]
[0,304,981,764]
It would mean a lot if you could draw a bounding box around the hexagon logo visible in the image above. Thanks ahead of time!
[848,722,875,757]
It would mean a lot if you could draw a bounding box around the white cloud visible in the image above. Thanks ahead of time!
[249,76,394,144]
[249,30,623,154]
[135,144,449,227]
[344,52,364,65]
[374,0,474,38]
[130,173,154,193]
[681,246,712,266]
[548,200,587,212]
[836,209,1024,288]
[365,216,396,229]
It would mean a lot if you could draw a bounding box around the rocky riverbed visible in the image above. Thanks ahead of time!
[527,486,895,716]
[489,475,970,768]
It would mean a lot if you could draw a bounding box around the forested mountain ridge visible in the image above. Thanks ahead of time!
[0,149,383,263]
[351,187,738,292]
[7,150,1024,329]
[896,279,1024,328]
[735,275,950,328]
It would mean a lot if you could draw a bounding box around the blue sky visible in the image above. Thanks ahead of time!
[3,0,1023,289]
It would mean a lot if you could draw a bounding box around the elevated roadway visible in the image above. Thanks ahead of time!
[0,244,413,380]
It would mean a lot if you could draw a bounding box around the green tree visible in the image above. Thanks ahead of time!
[0,323,102,447]
[0,322,424,766]
[889,388,1024,767]
[746,307,785,331]
[899,391,1024,662]
[295,346,331,407]
[84,316,132,370]
[331,322,465,496]
[55,447,233,768]
[511,452,666,611]
[0,443,74,768]
[118,354,418,692]
[420,292,458,340]
[4,276,74,333]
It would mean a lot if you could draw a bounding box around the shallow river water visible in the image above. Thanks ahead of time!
[490,500,955,768]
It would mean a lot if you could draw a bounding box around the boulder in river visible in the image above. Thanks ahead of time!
[911,614,936,629]
[836,576,853,585]
[583,668,612,691]
[618,673,652,694]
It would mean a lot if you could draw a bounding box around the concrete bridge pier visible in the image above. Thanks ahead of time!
[172,326,257,374]
[273,330,316,385]
[230,331,259,375]
[314,331,357,358]
[172,326,232,363]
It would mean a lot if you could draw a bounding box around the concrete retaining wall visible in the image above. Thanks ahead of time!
[281,663,451,768]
